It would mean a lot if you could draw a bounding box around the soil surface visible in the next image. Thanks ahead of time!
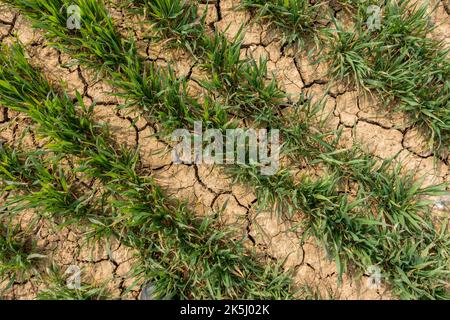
[0,0,448,299]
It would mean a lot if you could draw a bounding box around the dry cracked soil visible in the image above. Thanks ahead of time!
[0,0,449,300]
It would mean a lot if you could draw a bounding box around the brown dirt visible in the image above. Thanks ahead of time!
[0,0,448,300]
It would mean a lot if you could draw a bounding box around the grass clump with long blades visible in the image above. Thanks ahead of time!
[295,174,449,300]
[124,0,206,53]
[322,0,450,153]
[127,0,288,124]
[135,0,205,52]
[0,40,295,299]
[226,97,450,299]
[36,265,110,300]
[0,222,43,290]
[2,0,214,131]
[240,0,325,45]
[0,144,103,225]
[239,0,449,153]
[200,30,286,123]
[229,147,450,299]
